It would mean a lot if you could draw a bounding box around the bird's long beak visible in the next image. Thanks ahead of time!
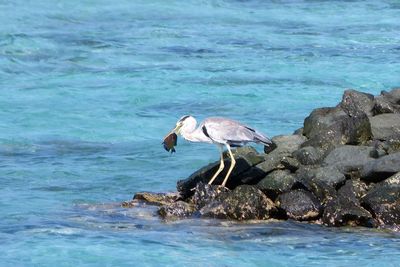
[163,125,181,139]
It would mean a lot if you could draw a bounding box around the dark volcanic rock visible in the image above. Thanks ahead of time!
[191,182,229,210]
[177,147,264,198]
[293,146,323,165]
[384,134,400,154]
[374,95,400,114]
[340,89,375,117]
[361,173,400,227]
[276,189,321,221]
[302,106,371,152]
[158,201,195,219]
[295,166,344,203]
[323,145,377,173]
[271,134,307,155]
[337,179,368,204]
[257,170,296,200]
[361,152,400,182]
[200,185,276,220]
[322,195,374,227]
[369,114,400,140]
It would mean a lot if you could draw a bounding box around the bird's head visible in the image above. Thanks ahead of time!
[162,115,195,153]
[172,115,196,135]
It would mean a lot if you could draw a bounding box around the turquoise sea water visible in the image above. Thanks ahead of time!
[1,0,400,266]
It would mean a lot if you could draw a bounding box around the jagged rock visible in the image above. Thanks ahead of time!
[177,147,265,198]
[276,189,321,221]
[191,182,229,210]
[361,152,400,182]
[374,95,400,114]
[337,179,368,204]
[340,89,375,117]
[369,114,400,140]
[200,185,276,220]
[280,156,301,171]
[133,192,180,206]
[361,173,400,227]
[294,166,338,204]
[257,170,296,200]
[302,106,371,152]
[271,134,307,155]
[322,195,374,227]
[384,134,400,154]
[322,145,377,173]
[158,201,195,219]
[293,146,323,165]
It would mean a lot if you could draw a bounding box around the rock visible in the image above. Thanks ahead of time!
[384,134,400,154]
[322,195,374,227]
[374,95,400,114]
[200,185,276,220]
[276,189,321,221]
[322,145,377,173]
[177,147,265,198]
[369,114,400,140]
[293,146,323,165]
[271,134,307,155]
[302,106,371,152]
[361,173,400,227]
[191,182,229,210]
[361,152,400,182]
[295,166,338,203]
[337,179,368,204]
[340,89,374,117]
[257,170,296,200]
[382,88,400,102]
[158,201,195,219]
[133,192,180,206]
[280,156,301,171]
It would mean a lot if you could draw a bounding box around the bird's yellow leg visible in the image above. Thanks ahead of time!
[208,146,225,185]
[221,145,236,187]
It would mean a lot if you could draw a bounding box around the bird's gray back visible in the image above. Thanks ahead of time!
[201,117,269,145]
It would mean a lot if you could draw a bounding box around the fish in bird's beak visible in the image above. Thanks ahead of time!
[162,125,180,153]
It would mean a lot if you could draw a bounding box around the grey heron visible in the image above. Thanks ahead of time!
[163,115,274,187]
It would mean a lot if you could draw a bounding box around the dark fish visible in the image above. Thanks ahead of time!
[162,133,177,153]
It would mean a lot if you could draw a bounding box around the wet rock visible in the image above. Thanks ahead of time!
[257,170,296,200]
[177,147,265,198]
[280,156,301,172]
[369,114,400,140]
[271,134,307,155]
[374,95,400,114]
[323,145,377,173]
[133,192,180,206]
[383,134,400,154]
[200,185,276,220]
[191,182,229,210]
[340,89,374,117]
[337,179,368,204]
[361,173,400,227]
[295,166,338,203]
[361,152,400,182]
[302,106,371,152]
[158,201,195,219]
[322,195,374,227]
[276,189,321,221]
[293,146,323,165]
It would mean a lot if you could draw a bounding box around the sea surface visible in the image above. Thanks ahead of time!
[1,0,400,266]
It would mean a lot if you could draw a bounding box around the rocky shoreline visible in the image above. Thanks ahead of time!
[124,88,400,231]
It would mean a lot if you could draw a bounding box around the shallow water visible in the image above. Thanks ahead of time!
[1,0,400,266]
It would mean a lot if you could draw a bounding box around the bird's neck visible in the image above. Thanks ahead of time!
[181,126,211,143]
